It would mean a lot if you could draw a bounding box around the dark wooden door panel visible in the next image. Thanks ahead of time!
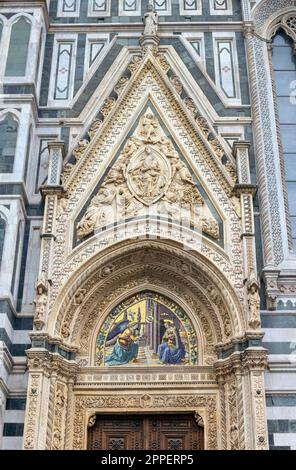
[88,414,204,450]
[88,416,143,450]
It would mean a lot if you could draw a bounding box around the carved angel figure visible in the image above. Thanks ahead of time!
[143,3,158,36]
[140,113,160,142]
[77,187,116,239]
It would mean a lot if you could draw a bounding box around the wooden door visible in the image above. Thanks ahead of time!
[87,414,204,450]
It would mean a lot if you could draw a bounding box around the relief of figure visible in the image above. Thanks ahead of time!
[157,320,185,365]
[55,388,65,408]
[117,184,138,214]
[139,113,160,142]
[104,158,126,186]
[105,321,141,366]
[174,161,196,187]
[128,150,165,199]
[77,186,116,239]
[143,2,158,36]
[123,137,142,158]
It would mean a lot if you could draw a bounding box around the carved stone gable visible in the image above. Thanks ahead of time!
[76,109,219,242]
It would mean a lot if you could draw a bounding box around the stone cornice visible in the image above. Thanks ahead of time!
[215,348,268,375]
[48,23,245,34]
[26,348,78,380]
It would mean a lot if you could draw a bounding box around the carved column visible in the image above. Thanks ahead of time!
[64,379,75,450]
[39,141,66,284]
[242,350,269,450]
[23,351,78,450]
[215,356,241,450]
[23,354,50,450]
[243,25,288,269]
[215,348,268,450]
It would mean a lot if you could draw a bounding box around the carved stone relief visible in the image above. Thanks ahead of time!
[76,110,219,243]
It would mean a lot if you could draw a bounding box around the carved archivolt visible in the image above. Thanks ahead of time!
[45,241,245,367]
[268,12,296,46]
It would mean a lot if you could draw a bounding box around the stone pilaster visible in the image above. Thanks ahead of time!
[39,142,66,284]
[47,141,65,186]
[23,350,78,450]
[233,141,257,281]
[242,350,269,450]
[215,348,268,450]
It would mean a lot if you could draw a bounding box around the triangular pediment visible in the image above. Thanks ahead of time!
[62,52,236,189]
[75,104,222,245]
[59,51,238,251]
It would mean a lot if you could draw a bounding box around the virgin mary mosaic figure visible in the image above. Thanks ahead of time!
[157,319,185,365]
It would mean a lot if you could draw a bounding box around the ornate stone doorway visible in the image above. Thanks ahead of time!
[87,413,204,451]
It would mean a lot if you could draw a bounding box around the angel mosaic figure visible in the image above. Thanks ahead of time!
[157,319,185,365]
[105,321,140,366]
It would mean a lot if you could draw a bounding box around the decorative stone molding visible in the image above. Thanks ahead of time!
[247,2,296,308]
[72,393,219,450]
[253,0,296,34]
[268,12,296,50]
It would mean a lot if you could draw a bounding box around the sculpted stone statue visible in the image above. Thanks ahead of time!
[34,274,48,330]
[143,3,158,36]
[247,272,261,329]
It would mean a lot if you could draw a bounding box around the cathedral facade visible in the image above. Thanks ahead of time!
[0,0,296,451]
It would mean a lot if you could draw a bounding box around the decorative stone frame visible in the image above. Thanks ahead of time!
[0,10,45,86]
[266,13,296,255]
[74,392,217,450]
[23,348,269,450]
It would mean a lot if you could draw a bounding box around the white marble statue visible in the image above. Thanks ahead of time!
[143,3,158,36]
